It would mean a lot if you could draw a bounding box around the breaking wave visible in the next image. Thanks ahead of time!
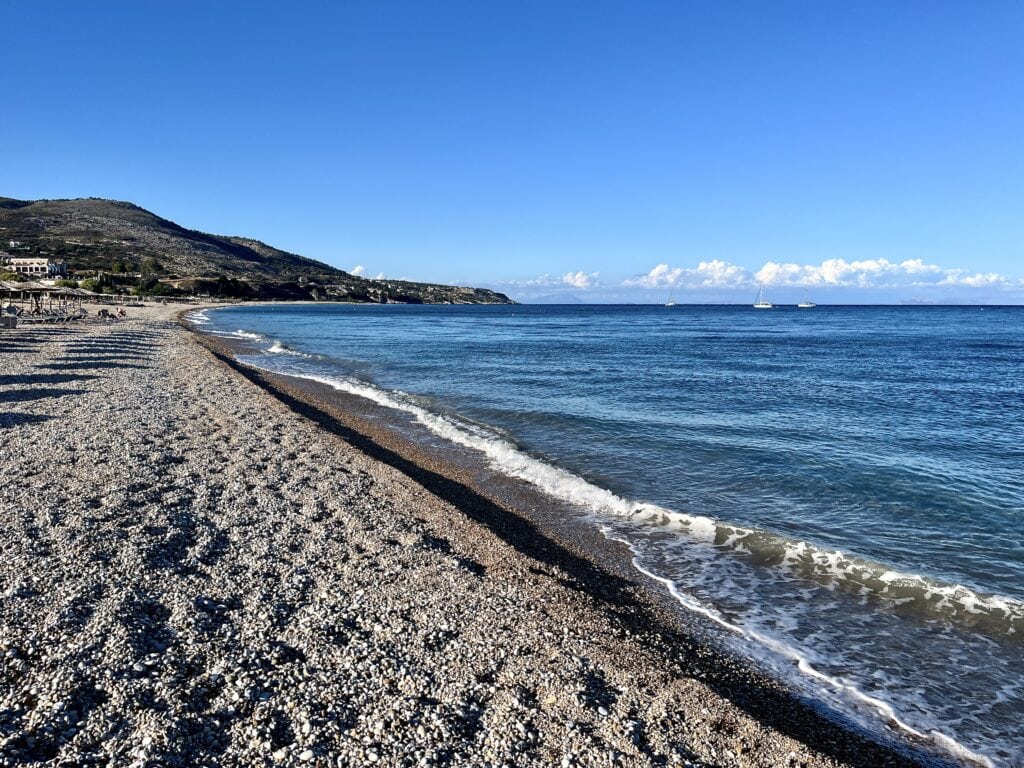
[275,368,1021,638]
[267,340,314,357]
[183,309,211,325]
[235,363,1001,766]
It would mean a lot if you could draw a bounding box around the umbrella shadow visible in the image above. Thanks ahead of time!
[0,412,54,429]
[37,361,151,371]
[0,373,99,386]
[0,387,89,404]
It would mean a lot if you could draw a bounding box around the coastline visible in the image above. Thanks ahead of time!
[186,309,964,767]
[0,303,959,766]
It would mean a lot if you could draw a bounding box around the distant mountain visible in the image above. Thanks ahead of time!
[527,293,587,304]
[0,197,513,304]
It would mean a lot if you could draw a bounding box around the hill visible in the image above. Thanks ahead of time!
[0,197,512,304]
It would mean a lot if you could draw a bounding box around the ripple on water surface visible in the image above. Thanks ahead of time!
[197,304,1024,766]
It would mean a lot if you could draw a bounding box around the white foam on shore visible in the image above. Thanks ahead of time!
[232,330,264,340]
[249,362,1023,634]
[183,309,211,325]
[267,340,313,357]
[602,530,995,768]
[301,364,1024,636]
[235,360,1001,767]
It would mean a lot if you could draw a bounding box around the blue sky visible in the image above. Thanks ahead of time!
[2,1,1021,303]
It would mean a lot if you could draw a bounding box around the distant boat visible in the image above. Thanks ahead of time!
[665,298,677,307]
[753,284,773,309]
[798,291,816,308]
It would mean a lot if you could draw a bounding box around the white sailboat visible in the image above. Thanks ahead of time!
[753,284,773,309]
[798,291,816,308]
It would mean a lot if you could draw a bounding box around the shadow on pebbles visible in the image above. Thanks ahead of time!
[0,307,932,768]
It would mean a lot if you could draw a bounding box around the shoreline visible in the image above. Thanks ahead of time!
[186,308,963,768]
[0,303,963,766]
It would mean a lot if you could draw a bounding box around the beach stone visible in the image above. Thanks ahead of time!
[0,304,931,768]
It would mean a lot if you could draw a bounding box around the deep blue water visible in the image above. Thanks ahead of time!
[194,304,1024,766]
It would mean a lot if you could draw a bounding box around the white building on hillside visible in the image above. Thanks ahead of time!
[0,255,67,277]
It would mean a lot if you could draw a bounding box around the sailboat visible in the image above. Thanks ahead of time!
[665,295,677,307]
[798,291,816,309]
[753,284,773,309]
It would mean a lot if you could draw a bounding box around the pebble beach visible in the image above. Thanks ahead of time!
[0,304,947,768]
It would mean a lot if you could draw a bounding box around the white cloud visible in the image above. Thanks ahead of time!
[527,274,560,287]
[503,274,555,287]
[899,259,943,275]
[496,272,598,289]
[690,259,749,286]
[374,272,386,280]
[623,257,1018,293]
[562,271,598,289]
[623,263,684,288]
[938,270,1012,287]
[755,258,910,287]
[754,261,809,286]
[350,264,365,276]
[754,258,1014,289]
[623,260,750,288]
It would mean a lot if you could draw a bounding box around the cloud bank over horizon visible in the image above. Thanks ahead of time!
[494,257,1024,304]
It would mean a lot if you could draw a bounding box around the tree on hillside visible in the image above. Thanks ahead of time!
[81,274,114,293]
[140,257,163,276]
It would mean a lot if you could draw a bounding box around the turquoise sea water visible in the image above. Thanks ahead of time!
[193,304,1024,766]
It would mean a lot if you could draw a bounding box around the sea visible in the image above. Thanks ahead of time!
[189,303,1024,767]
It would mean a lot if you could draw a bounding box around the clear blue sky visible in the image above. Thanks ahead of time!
[2,1,1021,302]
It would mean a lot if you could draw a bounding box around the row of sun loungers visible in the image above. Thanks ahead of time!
[12,309,89,325]
[0,307,116,328]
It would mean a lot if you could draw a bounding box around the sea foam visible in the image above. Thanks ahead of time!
[183,309,211,325]
[196,304,1024,766]
[299,364,1024,638]
[245,362,1022,635]
[267,340,314,357]
[245,364,999,766]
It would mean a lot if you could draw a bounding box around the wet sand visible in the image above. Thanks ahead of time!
[0,303,954,767]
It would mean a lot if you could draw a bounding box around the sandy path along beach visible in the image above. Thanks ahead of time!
[0,304,951,767]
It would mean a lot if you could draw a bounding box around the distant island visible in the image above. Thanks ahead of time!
[0,197,513,304]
